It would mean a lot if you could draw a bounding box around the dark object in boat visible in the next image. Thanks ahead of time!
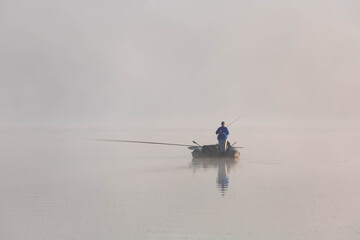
[189,142,240,158]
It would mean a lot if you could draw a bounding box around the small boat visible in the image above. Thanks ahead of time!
[189,143,240,158]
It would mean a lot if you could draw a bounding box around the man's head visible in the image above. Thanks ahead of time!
[221,121,225,126]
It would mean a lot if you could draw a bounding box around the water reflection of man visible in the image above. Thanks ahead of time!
[191,157,239,196]
[216,121,229,152]
[217,161,229,196]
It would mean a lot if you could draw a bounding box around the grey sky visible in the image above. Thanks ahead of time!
[1,0,360,127]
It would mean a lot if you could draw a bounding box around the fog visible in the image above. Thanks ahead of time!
[1,0,360,129]
[2,3,360,239]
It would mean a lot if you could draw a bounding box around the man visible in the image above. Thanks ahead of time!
[216,121,229,152]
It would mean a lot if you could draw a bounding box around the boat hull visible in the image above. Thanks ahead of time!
[191,144,240,158]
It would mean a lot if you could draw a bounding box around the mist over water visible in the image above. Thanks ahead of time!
[1,0,360,127]
[1,0,360,239]
[1,128,360,239]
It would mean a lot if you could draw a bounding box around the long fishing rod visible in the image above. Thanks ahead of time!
[224,116,244,149]
[226,115,243,127]
[96,139,243,149]
[95,139,196,147]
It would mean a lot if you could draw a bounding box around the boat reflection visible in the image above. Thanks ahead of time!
[191,158,239,196]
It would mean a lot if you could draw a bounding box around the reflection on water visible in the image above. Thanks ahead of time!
[2,130,360,239]
[217,161,229,196]
[191,158,239,196]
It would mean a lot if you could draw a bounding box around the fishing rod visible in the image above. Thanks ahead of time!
[223,116,245,149]
[226,115,243,128]
[97,139,243,149]
[95,139,196,147]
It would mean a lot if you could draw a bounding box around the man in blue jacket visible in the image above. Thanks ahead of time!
[216,121,229,152]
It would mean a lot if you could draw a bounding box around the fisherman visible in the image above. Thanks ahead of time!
[216,121,229,152]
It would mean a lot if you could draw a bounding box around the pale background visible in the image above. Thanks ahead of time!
[1,0,360,129]
[1,1,360,240]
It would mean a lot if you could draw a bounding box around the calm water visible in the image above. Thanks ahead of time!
[1,128,360,239]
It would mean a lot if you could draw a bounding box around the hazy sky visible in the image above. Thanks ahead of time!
[1,0,360,127]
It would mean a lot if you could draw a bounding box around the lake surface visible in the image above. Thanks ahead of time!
[1,128,360,239]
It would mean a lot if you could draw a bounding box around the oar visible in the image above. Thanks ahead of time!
[95,139,196,147]
[192,141,201,147]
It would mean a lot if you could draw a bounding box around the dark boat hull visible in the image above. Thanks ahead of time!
[191,144,240,158]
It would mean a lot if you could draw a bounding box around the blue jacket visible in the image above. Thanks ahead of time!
[216,126,229,140]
